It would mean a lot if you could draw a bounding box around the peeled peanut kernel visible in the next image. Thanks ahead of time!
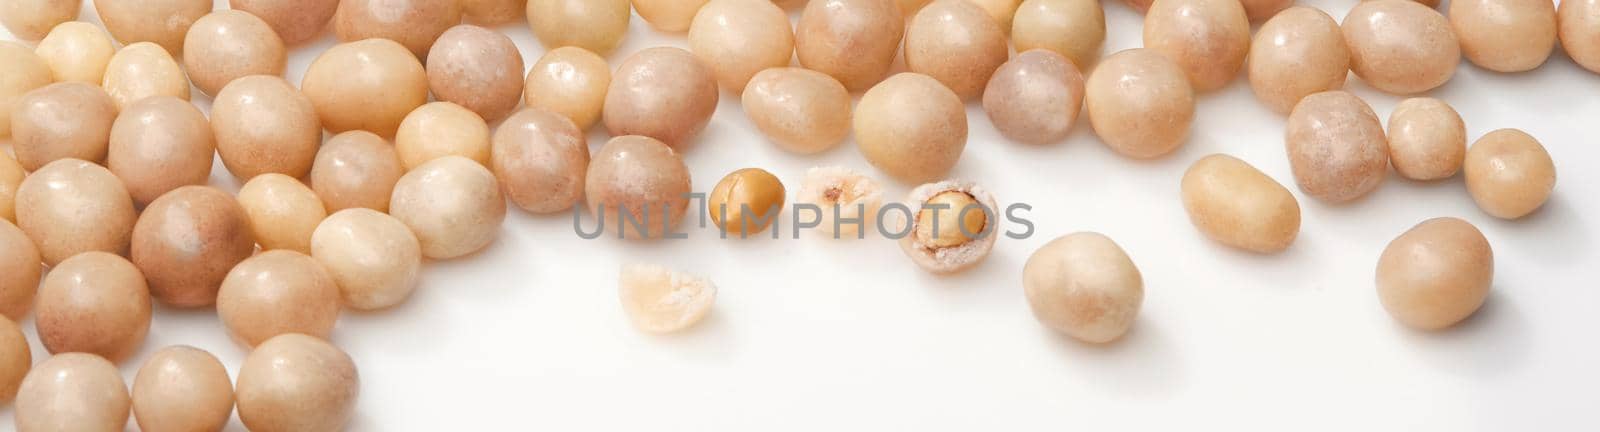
[983,50,1085,144]
[1248,6,1350,114]
[853,73,968,183]
[634,0,712,32]
[492,108,590,214]
[1143,0,1250,92]
[604,47,720,149]
[1342,0,1459,94]
[396,102,492,170]
[311,209,422,310]
[427,25,525,122]
[708,168,786,236]
[742,67,853,154]
[334,0,461,58]
[619,264,717,333]
[1023,232,1143,343]
[0,0,79,41]
[1085,49,1194,159]
[236,334,360,432]
[688,0,795,92]
[1011,0,1106,69]
[1464,128,1556,220]
[897,181,998,274]
[585,136,693,240]
[0,41,53,139]
[218,250,341,346]
[796,0,905,91]
[0,220,42,320]
[212,75,322,179]
[229,0,340,45]
[131,346,234,432]
[1377,217,1493,330]
[35,252,151,361]
[310,131,405,213]
[904,0,1009,100]
[794,166,883,238]
[183,10,287,96]
[15,159,137,265]
[15,353,130,431]
[94,0,209,54]
[526,0,632,55]
[1180,154,1301,253]
[524,47,610,130]
[239,174,328,253]
[1450,0,1557,72]
[1285,91,1389,203]
[103,42,192,111]
[34,22,116,83]
[10,82,116,171]
[132,186,256,307]
[389,156,508,259]
[301,39,429,138]
[107,96,215,206]
[1386,98,1466,181]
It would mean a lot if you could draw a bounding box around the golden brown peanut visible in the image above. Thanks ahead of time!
[983,50,1085,144]
[239,174,328,253]
[742,67,852,154]
[1084,49,1194,159]
[619,263,717,333]
[1386,98,1465,181]
[34,252,151,361]
[334,0,461,58]
[0,220,41,320]
[585,136,693,240]
[634,0,712,32]
[131,346,234,432]
[427,25,525,122]
[604,47,720,149]
[0,155,19,222]
[896,180,998,274]
[34,22,116,83]
[1011,0,1105,69]
[103,42,192,111]
[492,108,590,214]
[218,250,341,346]
[526,0,631,55]
[15,159,137,265]
[236,334,359,432]
[107,96,215,206]
[1450,0,1556,72]
[132,186,256,307]
[1377,217,1493,330]
[1180,154,1301,253]
[94,0,209,54]
[14,353,130,431]
[524,47,612,130]
[708,168,786,236]
[688,0,795,91]
[311,208,421,310]
[462,0,526,24]
[904,0,1009,100]
[229,0,340,45]
[302,39,429,138]
[853,73,968,182]
[1,41,53,139]
[310,131,405,213]
[1342,0,1459,94]
[796,0,905,91]
[794,166,883,238]
[1560,0,1600,74]
[0,316,28,401]
[1143,0,1249,92]
[1248,6,1349,114]
[389,156,507,259]
[0,0,79,40]
[9,82,116,171]
[212,75,322,179]
[395,102,492,170]
[1022,232,1143,343]
[1464,128,1556,219]
[1285,91,1389,203]
[183,10,288,96]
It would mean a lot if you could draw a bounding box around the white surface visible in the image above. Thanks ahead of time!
[4,0,1599,430]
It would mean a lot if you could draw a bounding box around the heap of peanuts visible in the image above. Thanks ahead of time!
[0,0,1572,429]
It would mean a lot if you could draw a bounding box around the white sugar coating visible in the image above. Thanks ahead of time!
[895,180,1000,274]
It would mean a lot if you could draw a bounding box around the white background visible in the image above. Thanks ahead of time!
[4,0,1598,430]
